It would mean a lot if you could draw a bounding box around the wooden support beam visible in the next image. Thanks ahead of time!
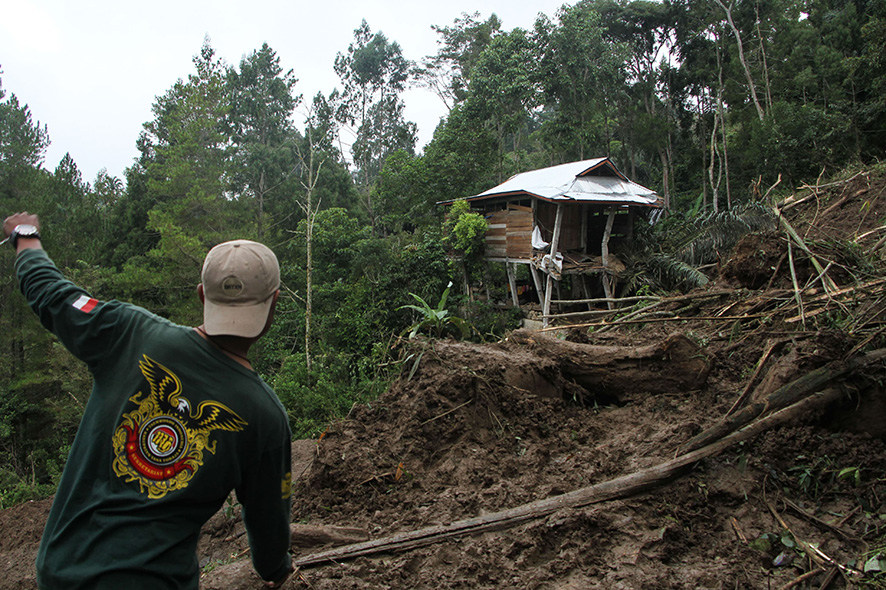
[529,265,544,306]
[506,263,519,307]
[543,275,554,328]
[550,203,564,258]
[601,208,616,309]
[601,208,615,268]
[581,276,593,311]
[542,204,565,328]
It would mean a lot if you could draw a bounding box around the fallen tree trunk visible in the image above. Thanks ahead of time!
[293,386,843,568]
[507,331,711,398]
[678,348,886,454]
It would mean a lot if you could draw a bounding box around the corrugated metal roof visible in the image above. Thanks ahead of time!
[458,158,661,208]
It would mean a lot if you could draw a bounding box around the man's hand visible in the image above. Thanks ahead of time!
[3,212,42,252]
[3,212,40,238]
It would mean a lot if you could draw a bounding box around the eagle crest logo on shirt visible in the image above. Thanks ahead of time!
[112,355,247,499]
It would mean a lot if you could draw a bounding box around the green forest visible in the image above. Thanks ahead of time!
[1,0,884,507]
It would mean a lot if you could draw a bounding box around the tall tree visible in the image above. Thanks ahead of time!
[420,102,499,204]
[48,153,102,266]
[413,12,503,111]
[0,75,49,189]
[228,43,301,240]
[670,0,728,209]
[141,39,233,236]
[535,3,626,163]
[858,0,886,156]
[713,0,766,121]
[0,73,51,383]
[334,20,415,199]
[351,93,416,192]
[132,39,237,316]
[593,0,679,205]
[292,117,327,379]
[462,28,539,182]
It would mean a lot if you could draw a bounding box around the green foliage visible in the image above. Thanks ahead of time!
[732,102,852,187]
[413,12,502,107]
[0,475,57,510]
[458,298,524,341]
[616,202,777,295]
[443,199,488,257]
[0,83,49,175]
[269,351,389,439]
[645,253,710,291]
[399,281,472,340]
[0,365,84,507]
[463,28,539,181]
[862,544,886,582]
[786,454,865,500]
[372,150,437,234]
[333,19,415,189]
[441,199,489,293]
[535,2,627,162]
[660,202,778,266]
[420,103,499,203]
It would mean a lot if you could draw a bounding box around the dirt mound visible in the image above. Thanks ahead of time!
[3,168,886,589]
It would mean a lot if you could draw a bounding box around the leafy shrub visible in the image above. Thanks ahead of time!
[270,351,391,439]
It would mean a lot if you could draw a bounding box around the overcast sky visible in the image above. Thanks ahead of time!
[1,0,570,184]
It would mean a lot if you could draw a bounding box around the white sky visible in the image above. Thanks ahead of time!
[1,0,570,184]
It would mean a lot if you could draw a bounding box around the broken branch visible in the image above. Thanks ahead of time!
[725,339,780,417]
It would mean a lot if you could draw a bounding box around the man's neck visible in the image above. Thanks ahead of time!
[194,326,253,369]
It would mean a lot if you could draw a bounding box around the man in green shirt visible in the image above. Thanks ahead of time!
[4,212,294,589]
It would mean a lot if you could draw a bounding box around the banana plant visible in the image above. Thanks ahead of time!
[399,281,471,340]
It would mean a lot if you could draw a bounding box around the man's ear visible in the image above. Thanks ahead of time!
[256,290,281,340]
[267,289,280,318]
[197,284,205,304]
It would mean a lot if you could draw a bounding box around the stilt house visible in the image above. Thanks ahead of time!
[442,158,662,326]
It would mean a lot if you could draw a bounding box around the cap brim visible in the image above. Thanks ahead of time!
[203,296,274,338]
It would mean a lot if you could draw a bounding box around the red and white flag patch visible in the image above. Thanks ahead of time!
[72,295,98,313]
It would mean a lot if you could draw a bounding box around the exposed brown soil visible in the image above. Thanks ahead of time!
[3,168,886,589]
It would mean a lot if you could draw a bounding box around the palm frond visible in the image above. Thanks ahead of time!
[647,253,710,291]
[665,203,777,266]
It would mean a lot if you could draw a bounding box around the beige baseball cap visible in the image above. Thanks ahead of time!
[201,240,280,338]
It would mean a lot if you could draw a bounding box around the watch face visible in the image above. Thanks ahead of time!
[15,224,39,237]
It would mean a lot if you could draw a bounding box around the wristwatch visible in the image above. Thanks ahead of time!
[10,224,40,249]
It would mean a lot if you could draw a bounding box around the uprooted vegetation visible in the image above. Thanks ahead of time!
[2,167,886,589]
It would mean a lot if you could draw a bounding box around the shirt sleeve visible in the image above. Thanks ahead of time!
[237,436,293,582]
[15,248,123,369]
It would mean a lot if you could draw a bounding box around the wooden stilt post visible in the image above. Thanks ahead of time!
[543,276,554,327]
[601,208,616,309]
[530,265,544,306]
[507,263,519,307]
[551,204,564,254]
[581,275,593,311]
[543,204,565,327]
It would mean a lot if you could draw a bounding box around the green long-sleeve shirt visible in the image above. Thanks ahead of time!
[17,249,292,589]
